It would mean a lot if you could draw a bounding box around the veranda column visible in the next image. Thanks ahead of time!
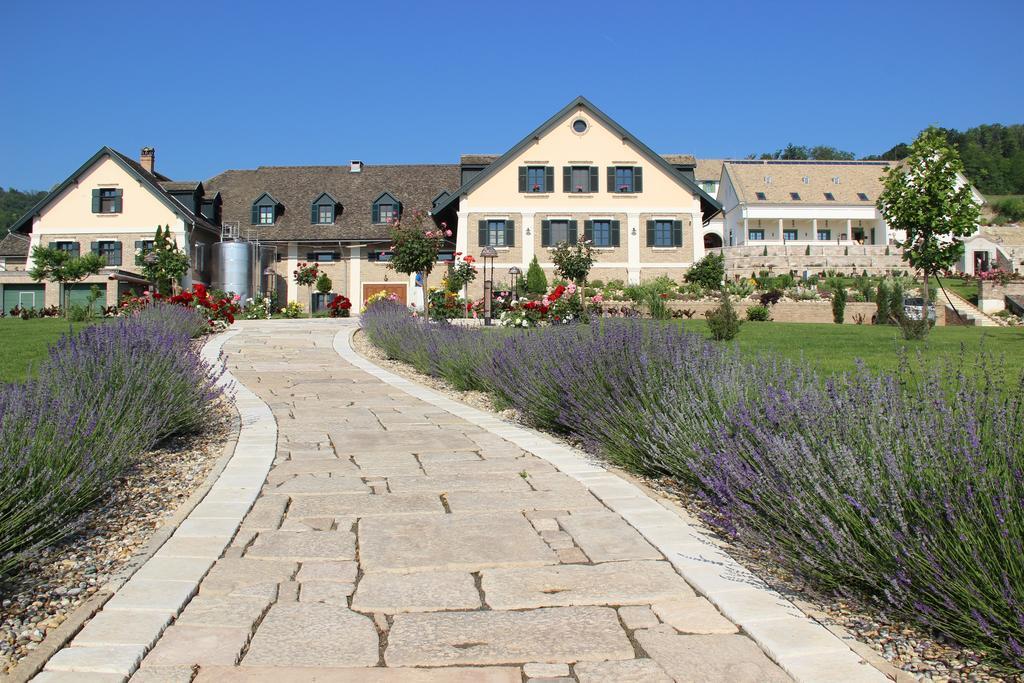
[743,218,748,245]
[778,219,784,246]
[626,212,641,284]
[812,219,818,242]
[286,242,299,304]
[521,211,535,270]
[846,219,853,242]
[348,246,361,303]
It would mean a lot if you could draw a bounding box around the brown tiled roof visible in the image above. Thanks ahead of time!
[724,160,890,205]
[204,164,460,242]
[661,154,696,166]
[978,224,1024,246]
[0,232,30,257]
[460,155,499,165]
[159,181,202,191]
[695,159,726,181]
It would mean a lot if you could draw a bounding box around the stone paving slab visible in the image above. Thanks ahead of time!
[634,628,792,682]
[144,625,251,667]
[242,603,379,668]
[359,512,558,572]
[481,560,694,609]
[246,529,356,561]
[351,570,481,613]
[196,665,523,682]
[386,606,634,666]
[556,511,663,562]
[288,492,444,518]
[574,658,674,682]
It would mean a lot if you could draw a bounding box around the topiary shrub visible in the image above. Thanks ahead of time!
[832,287,847,324]
[315,272,333,294]
[685,252,724,290]
[875,280,891,324]
[705,290,743,340]
[525,255,547,295]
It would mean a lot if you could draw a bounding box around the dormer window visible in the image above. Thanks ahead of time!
[790,192,801,200]
[857,192,870,201]
[764,175,773,185]
[801,176,809,184]
[833,176,841,184]
[310,193,339,225]
[372,192,401,224]
[824,192,836,201]
[251,192,280,225]
[755,192,767,201]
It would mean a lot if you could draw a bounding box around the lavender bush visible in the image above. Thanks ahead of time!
[361,305,1024,672]
[0,305,221,580]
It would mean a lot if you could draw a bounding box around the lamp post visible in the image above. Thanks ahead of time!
[143,250,160,295]
[508,265,522,299]
[480,246,497,326]
[263,266,276,303]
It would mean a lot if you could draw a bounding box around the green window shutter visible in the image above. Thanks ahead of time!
[396,201,403,218]
[111,242,122,266]
[90,241,99,255]
[505,220,515,247]
[48,241,56,249]
[611,220,621,247]
[562,167,571,193]
[113,189,123,213]
[541,220,551,247]
[311,202,318,223]
[91,189,101,213]
[518,167,528,193]
[71,242,80,257]
[134,240,143,250]
[251,203,259,224]
[607,167,615,192]
[568,220,578,243]
[633,167,643,192]
[372,202,380,224]
[583,220,593,242]
[544,167,554,193]
[478,220,488,247]
[589,167,598,193]
[646,220,655,246]
[673,220,683,247]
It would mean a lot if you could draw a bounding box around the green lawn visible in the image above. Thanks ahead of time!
[931,276,979,305]
[0,318,87,383]
[684,319,1024,377]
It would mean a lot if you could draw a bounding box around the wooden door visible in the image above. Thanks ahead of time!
[362,283,407,305]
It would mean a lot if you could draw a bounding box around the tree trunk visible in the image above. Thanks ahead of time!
[921,270,930,324]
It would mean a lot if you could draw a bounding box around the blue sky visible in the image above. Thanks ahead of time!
[2,0,1022,189]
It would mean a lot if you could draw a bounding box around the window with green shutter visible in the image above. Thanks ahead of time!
[477,220,515,247]
[565,166,598,193]
[648,220,680,247]
[93,240,122,266]
[52,241,80,256]
[587,220,613,247]
[524,166,551,193]
[610,167,642,193]
[94,188,122,213]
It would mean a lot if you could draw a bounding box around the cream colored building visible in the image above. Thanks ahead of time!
[1,147,219,311]
[431,97,721,291]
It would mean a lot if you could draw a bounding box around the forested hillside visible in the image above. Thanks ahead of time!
[0,187,45,234]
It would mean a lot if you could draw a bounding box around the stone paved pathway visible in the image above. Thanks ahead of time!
[42,319,890,682]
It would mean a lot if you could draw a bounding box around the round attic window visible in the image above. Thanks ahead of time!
[572,119,588,134]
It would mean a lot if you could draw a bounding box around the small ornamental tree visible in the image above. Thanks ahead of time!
[315,272,333,294]
[387,210,452,317]
[878,127,981,337]
[551,237,595,313]
[140,225,190,296]
[28,246,104,315]
[685,252,725,290]
[525,255,547,295]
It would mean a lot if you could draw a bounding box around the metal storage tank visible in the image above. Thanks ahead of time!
[212,240,255,300]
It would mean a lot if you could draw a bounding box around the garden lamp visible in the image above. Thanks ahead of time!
[508,265,522,297]
[480,246,498,326]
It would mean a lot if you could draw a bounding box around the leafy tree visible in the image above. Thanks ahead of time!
[755,143,855,161]
[525,255,547,295]
[28,246,104,315]
[878,127,981,337]
[387,210,451,317]
[685,252,725,290]
[315,272,333,294]
[140,225,190,296]
[0,187,46,234]
[705,290,742,341]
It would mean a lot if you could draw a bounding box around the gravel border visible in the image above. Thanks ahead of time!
[351,327,1007,683]
[342,327,892,683]
[1,365,240,681]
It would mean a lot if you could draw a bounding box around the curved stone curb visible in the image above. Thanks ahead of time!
[337,328,889,683]
[35,330,278,682]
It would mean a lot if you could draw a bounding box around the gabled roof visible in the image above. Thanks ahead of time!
[311,191,339,205]
[695,159,727,182]
[722,160,891,206]
[434,96,721,221]
[7,146,220,236]
[0,231,30,258]
[160,181,202,192]
[252,191,280,205]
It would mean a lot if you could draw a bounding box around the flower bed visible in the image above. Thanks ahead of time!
[0,303,222,581]
[362,302,1024,674]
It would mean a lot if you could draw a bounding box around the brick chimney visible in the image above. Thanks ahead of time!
[140,147,155,174]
